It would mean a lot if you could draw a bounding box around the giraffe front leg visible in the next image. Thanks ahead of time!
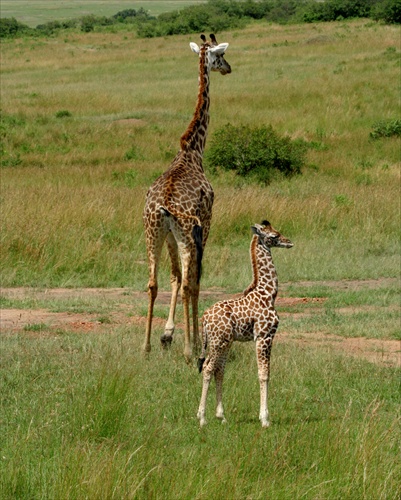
[259,378,269,428]
[256,334,274,428]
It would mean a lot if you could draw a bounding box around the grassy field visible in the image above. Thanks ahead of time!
[0,1,205,27]
[0,19,400,499]
[0,20,399,289]
[0,283,400,499]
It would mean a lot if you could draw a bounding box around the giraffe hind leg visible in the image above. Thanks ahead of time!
[197,366,211,427]
[214,353,229,424]
[144,279,157,353]
[143,212,167,354]
[161,233,181,348]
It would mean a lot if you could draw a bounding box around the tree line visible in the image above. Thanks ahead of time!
[1,0,400,38]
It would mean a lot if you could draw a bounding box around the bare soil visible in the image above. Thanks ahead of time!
[1,282,399,368]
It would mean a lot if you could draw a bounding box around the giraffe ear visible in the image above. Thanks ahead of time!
[209,43,229,55]
[251,225,261,236]
[190,42,200,54]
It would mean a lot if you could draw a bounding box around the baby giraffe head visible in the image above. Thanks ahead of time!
[190,33,231,75]
[251,220,293,250]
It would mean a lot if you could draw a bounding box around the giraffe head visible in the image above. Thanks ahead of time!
[251,220,293,249]
[190,34,231,76]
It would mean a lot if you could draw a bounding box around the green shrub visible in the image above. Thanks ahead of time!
[205,123,306,184]
[299,0,399,24]
[112,8,153,22]
[0,17,31,38]
[55,110,72,118]
[80,15,111,33]
[372,0,401,24]
[370,118,401,139]
[36,19,78,35]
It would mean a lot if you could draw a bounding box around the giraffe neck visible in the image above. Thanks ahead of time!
[244,235,278,298]
[243,236,259,295]
[180,46,210,156]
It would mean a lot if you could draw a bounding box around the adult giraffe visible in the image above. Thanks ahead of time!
[143,34,231,361]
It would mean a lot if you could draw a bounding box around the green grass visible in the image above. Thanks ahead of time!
[1,19,399,499]
[0,1,206,27]
[284,307,400,340]
[1,278,398,497]
[1,323,399,499]
[1,20,399,289]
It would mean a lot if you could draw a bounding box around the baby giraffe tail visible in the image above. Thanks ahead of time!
[197,320,208,373]
[197,357,206,373]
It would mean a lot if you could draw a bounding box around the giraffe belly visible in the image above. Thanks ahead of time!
[232,321,254,342]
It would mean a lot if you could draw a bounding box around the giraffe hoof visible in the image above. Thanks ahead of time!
[160,334,173,349]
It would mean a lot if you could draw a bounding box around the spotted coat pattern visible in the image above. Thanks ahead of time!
[197,221,293,427]
[143,35,231,361]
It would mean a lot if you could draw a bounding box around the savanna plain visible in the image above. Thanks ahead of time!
[0,17,400,500]
[0,0,205,28]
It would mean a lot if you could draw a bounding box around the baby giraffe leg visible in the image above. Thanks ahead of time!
[256,335,273,428]
[215,365,227,424]
[197,360,212,427]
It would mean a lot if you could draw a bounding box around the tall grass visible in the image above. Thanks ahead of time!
[1,323,399,499]
[0,1,205,28]
[1,21,399,499]
[1,21,400,289]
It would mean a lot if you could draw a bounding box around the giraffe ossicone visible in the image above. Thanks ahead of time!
[197,220,293,427]
[143,34,231,362]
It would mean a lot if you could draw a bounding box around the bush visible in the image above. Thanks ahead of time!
[55,110,72,118]
[265,0,300,24]
[372,0,401,24]
[112,7,153,22]
[80,15,113,33]
[370,118,401,139]
[205,124,306,184]
[0,17,31,38]
[300,0,372,23]
[36,19,78,35]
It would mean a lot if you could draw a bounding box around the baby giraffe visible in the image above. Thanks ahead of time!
[197,220,293,427]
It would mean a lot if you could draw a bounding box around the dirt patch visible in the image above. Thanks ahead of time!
[0,308,105,334]
[278,331,400,368]
[282,277,398,290]
[1,285,399,367]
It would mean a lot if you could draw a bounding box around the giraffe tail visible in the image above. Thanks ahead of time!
[192,223,203,284]
[197,357,206,373]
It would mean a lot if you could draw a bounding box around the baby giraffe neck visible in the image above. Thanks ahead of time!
[244,236,278,298]
[256,246,278,295]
